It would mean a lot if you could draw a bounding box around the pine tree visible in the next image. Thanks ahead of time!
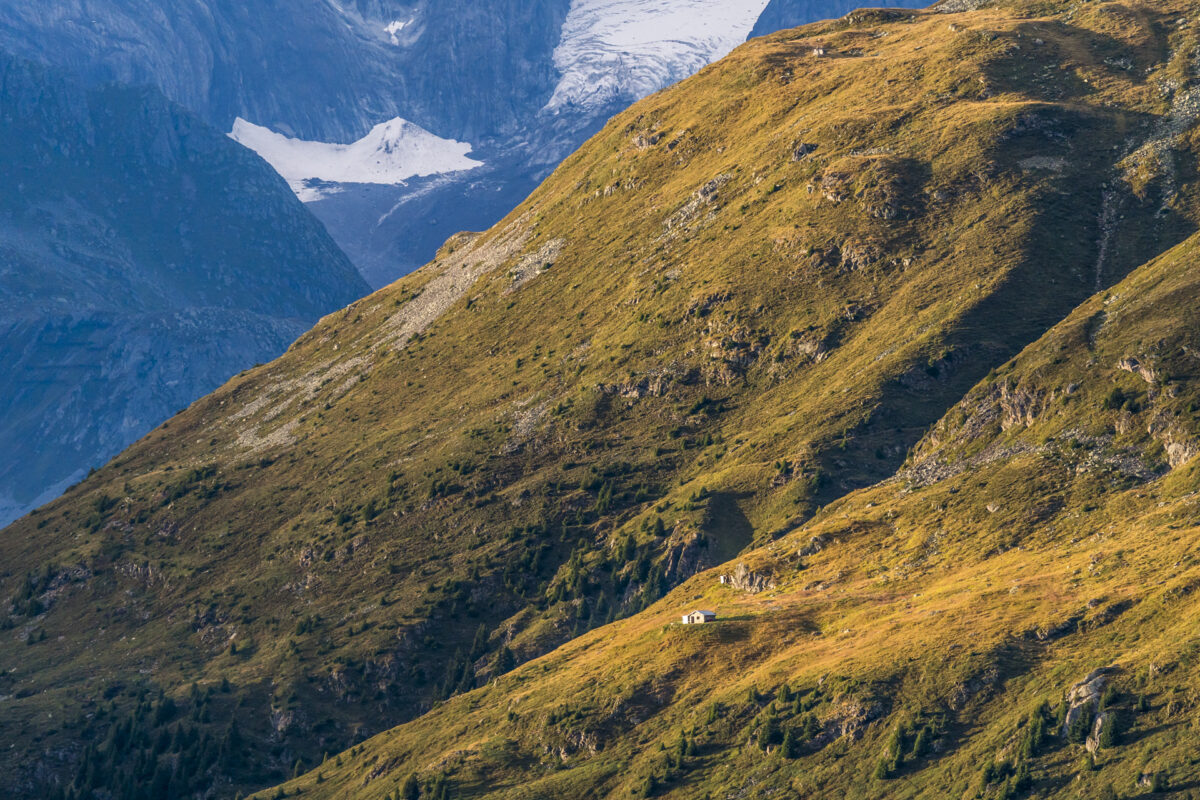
[912,724,932,759]
[1099,711,1121,748]
[801,713,821,741]
[883,723,907,774]
[401,772,420,800]
[760,714,781,749]
[782,728,798,759]
[1067,705,1094,744]
[619,533,636,562]
[494,645,516,674]
[470,624,488,659]
[1012,761,1032,792]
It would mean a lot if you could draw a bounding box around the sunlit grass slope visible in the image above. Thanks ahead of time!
[5,0,1200,797]
[273,202,1200,800]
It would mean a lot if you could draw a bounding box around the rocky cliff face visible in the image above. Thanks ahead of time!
[0,0,927,287]
[0,54,369,525]
[0,0,570,143]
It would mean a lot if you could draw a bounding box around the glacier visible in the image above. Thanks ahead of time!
[0,0,930,287]
[548,0,772,111]
[230,117,483,202]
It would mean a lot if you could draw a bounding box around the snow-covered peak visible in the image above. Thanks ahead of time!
[547,0,772,112]
[230,117,482,202]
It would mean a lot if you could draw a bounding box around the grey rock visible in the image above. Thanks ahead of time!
[729,562,775,593]
[1086,711,1113,753]
[1061,666,1117,737]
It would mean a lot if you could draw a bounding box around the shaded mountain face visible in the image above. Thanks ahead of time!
[0,0,930,287]
[6,2,1200,798]
[0,0,571,144]
[0,54,369,525]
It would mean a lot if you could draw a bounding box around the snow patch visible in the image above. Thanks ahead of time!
[548,0,771,112]
[230,118,482,202]
[385,19,409,45]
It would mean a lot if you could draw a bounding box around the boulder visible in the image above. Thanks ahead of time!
[1062,666,1117,737]
[1085,711,1113,753]
[730,562,775,593]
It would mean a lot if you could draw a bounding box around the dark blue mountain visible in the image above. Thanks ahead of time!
[0,53,368,524]
[0,1,931,288]
[0,0,570,143]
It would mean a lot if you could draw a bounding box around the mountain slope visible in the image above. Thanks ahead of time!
[272,224,1200,800]
[5,1,1200,798]
[0,53,369,525]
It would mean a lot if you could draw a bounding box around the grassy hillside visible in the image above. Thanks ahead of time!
[5,1,1200,798]
[269,221,1200,800]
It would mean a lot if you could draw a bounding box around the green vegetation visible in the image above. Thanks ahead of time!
[6,1,1200,798]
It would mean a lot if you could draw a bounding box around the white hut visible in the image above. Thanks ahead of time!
[682,609,717,625]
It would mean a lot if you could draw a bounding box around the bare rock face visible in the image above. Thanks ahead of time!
[662,529,712,584]
[1062,666,1117,737]
[728,562,775,593]
[798,535,831,557]
[1086,711,1114,753]
[1118,356,1159,384]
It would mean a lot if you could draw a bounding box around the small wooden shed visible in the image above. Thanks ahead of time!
[682,609,717,625]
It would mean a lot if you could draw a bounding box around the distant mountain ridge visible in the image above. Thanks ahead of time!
[0,0,570,144]
[0,52,369,525]
[0,0,928,287]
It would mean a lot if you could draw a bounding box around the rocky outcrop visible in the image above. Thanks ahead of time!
[798,535,832,557]
[662,531,710,584]
[1118,357,1159,384]
[726,563,775,593]
[817,156,918,220]
[600,364,696,399]
[1061,666,1117,737]
[1086,711,1115,753]
[664,174,734,235]
[702,321,770,383]
[1147,416,1200,469]
[999,382,1054,431]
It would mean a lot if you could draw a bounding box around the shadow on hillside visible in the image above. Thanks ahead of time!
[703,492,755,561]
